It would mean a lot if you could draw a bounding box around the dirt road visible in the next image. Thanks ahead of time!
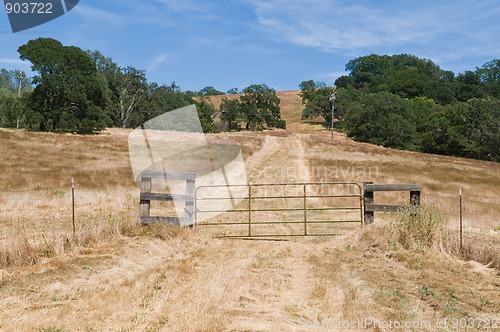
[0,132,347,331]
[1,128,499,332]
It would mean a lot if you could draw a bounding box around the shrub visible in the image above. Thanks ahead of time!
[388,205,445,252]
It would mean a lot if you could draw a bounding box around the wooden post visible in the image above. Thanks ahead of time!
[363,182,374,224]
[140,176,152,221]
[139,172,196,226]
[185,178,195,226]
[410,190,421,206]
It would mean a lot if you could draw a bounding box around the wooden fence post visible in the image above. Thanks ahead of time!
[140,176,152,218]
[139,171,196,225]
[363,183,421,223]
[185,178,196,226]
[363,182,374,224]
[410,190,421,206]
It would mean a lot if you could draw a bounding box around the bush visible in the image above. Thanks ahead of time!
[388,205,445,252]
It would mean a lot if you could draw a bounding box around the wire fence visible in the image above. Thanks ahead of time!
[0,182,140,243]
[0,182,498,242]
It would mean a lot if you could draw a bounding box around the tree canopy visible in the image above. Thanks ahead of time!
[219,84,285,131]
[240,84,284,130]
[1,38,285,135]
[18,38,111,133]
[322,53,500,161]
[299,80,334,126]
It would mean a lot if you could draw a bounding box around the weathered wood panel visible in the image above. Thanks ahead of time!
[364,204,406,212]
[363,182,421,224]
[140,171,196,181]
[140,216,194,225]
[364,184,421,192]
[140,192,194,202]
[139,171,196,226]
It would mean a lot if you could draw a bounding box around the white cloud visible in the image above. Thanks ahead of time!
[146,54,170,72]
[246,0,500,61]
[152,0,219,22]
[316,71,348,85]
[0,58,28,66]
[154,0,212,13]
[74,5,124,25]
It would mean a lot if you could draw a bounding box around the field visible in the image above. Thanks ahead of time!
[0,91,499,331]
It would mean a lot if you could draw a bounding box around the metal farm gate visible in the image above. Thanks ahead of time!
[195,182,363,238]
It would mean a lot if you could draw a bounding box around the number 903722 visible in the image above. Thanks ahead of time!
[5,2,53,14]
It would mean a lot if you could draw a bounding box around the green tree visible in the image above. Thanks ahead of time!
[299,80,334,126]
[0,69,31,128]
[0,69,17,91]
[115,66,148,128]
[226,87,240,95]
[345,54,391,90]
[409,96,440,135]
[240,84,284,130]
[341,91,420,150]
[333,54,500,161]
[344,54,454,104]
[0,88,14,127]
[0,92,31,128]
[195,99,218,133]
[334,75,355,89]
[420,99,500,160]
[135,83,194,128]
[198,86,224,96]
[454,70,483,102]
[470,98,500,160]
[421,102,472,157]
[298,80,325,102]
[18,38,111,133]
[219,98,243,131]
[88,50,148,128]
[478,59,500,98]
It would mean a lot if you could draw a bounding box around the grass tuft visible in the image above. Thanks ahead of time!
[459,235,500,269]
[386,205,500,270]
[388,205,445,252]
[0,226,38,267]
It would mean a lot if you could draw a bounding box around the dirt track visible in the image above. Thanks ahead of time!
[1,91,499,331]
[245,134,310,184]
[0,131,356,331]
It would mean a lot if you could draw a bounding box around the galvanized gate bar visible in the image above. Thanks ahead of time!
[195,182,363,237]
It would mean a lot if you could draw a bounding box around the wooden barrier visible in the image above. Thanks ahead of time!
[140,171,196,226]
[363,182,421,224]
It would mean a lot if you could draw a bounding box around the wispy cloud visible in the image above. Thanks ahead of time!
[153,0,219,22]
[316,71,348,85]
[146,54,170,72]
[154,0,212,14]
[0,58,28,66]
[247,0,500,61]
[74,5,125,25]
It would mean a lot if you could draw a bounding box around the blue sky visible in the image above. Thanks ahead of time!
[1,0,500,92]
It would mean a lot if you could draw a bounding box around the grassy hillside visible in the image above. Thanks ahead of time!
[0,92,499,331]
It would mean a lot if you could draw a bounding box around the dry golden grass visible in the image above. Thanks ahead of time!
[302,131,500,231]
[0,91,499,331]
[0,128,134,191]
